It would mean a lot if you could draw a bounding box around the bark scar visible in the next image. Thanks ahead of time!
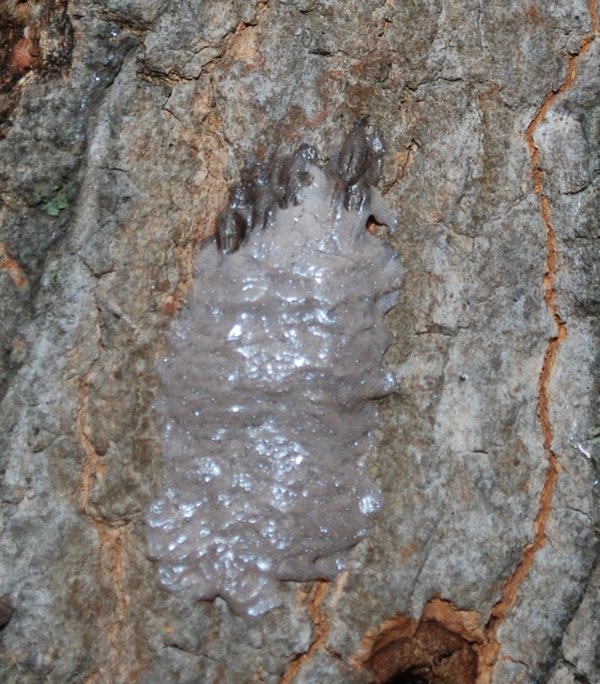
[474,18,598,683]
[76,377,131,683]
[0,241,28,288]
[279,581,331,684]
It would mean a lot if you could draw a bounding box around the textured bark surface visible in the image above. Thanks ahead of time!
[0,1,598,683]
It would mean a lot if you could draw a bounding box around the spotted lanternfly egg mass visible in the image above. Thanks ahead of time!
[147,121,404,618]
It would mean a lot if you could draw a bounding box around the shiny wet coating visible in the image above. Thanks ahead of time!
[147,126,404,618]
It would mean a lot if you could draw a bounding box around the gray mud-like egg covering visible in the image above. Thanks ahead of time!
[147,122,404,618]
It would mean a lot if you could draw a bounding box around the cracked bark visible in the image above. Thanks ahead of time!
[0,1,598,683]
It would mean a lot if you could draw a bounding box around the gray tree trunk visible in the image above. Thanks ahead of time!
[0,1,598,682]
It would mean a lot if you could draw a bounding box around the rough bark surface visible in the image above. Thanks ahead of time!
[0,1,598,683]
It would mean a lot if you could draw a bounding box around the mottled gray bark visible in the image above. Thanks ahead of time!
[0,1,598,683]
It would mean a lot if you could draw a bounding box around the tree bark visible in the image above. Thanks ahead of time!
[0,1,598,682]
